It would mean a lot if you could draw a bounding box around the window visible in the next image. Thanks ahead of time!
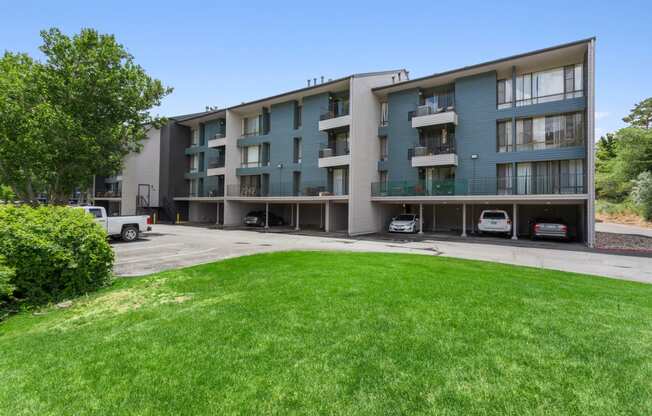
[515,64,583,106]
[242,145,260,168]
[191,128,199,146]
[293,137,302,164]
[379,170,388,185]
[380,102,389,126]
[242,116,260,136]
[293,171,301,196]
[516,118,533,151]
[190,154,199,172]
[294,103,302,129]
[379,136,388,161]
[497,120,512,152]
[497,79,512,109]
[497,164,513,195]
[88,208,103,218]
[189,178,199,196]
[331,167,348,195]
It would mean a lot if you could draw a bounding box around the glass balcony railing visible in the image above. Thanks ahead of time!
[371,174,585,197]
[227,181,349,197]
[514,138,585,152]
[515,90,584,107]
[208,157,225,169]
[319,143,350,158]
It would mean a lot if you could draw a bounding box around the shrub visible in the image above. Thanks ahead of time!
[632,171,652,220]
[0,205,114,308]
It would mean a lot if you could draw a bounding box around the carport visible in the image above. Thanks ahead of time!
[373,195,589,244]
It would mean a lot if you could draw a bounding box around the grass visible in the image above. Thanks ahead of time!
[1,252,651,415]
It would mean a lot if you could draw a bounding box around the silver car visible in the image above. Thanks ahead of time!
[388,214,420,233]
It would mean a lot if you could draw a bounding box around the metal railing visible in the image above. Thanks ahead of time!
[213,132,226,140]
[320,102,350,121]
[240,160,270,168]
[371,174,585,197]
[515,138,585,152]
[208,157,225,169]
[94,190,122,198]
[176,187,224,198]
[514,90,584,107]
[227,181,349,197]
[408,141,456,159]
[319,142,350,158]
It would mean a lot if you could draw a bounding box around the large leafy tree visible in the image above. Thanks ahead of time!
[622,98,652,129]
[0,28,171,203]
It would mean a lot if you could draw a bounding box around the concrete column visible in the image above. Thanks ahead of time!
[325,202,331,232]
[418,203,423,234]
[461,204,467,237]
[265,203,269,229]
[216,202,220,225]
[295,203,300,231]
[432,204,436,232]
[512,203,518,240]
[290,204,294,227]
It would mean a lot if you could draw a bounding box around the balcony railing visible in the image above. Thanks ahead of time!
[94,190,122,198]
[371,174,586,197]
[176,188,224,198]
[227,181,348,197]
[514,90,584,107]
[408,97,455,120]
[208,157,225,169]
[240,160,270,168]
[408,142,456,159]
[320,102,350,121]
[319,143,350,158]
[515,138,585,152]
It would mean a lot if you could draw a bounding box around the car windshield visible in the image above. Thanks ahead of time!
[482,212,506,219]
[395,214,415,221]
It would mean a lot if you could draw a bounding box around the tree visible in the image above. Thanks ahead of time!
[622,97,652,129]
[0,28,172,204]
[632,171,652,220]
[611,127,652,181]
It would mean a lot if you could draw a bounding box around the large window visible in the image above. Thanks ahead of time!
[294,103,302,129]
[510,112,585,151]
[379,136,388,161]
[497,160,585,195]
[242,115,261,136]
[242,145,259,168]
[293,137,302,164]
[191,128,199,146]
[497,120,512,152]
[516,64,583,106]
[497,79,512,109]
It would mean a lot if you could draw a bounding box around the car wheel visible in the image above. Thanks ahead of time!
[121,225,138,242]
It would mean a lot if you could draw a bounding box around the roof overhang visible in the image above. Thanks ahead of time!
[373,38,594,98]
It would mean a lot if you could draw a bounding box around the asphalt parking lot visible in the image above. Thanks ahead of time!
[111,224,652,284]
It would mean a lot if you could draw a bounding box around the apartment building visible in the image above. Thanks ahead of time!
[137,38,596,246]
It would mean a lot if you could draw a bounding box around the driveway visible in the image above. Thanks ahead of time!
[112,224,652,284]
[596,221,652,237]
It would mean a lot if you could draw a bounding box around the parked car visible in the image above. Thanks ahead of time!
[80,206,151,242]
[530,217,569,240]
[244,211,285,227]
[388,214,420,233]
[478,210,512,237]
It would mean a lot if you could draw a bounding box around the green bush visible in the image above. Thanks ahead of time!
[632,171,652,220]
[0,205,113,308]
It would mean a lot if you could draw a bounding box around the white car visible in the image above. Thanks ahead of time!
[388,214,420,233]
[478,210,511,236]
[79,206,151,242]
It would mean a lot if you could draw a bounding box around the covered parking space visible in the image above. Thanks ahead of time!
[225,196,349,232]
[372,195,589,244]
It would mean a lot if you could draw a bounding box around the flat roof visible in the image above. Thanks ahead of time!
[372,37,595,95]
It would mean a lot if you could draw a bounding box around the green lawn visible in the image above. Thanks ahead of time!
[1,252,651,415]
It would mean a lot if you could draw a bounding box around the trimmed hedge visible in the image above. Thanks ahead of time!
[0,205,113,309]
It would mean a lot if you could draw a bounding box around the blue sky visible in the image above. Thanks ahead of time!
[1,0,650,139]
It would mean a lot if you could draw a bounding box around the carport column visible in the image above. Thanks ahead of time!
[216,202,220,225]
[512,203,518,240]
[265,203,269,229]
[418,204,423,234]
[432,204,436,232]
[461,203,467,237]
[325,202,331,232]
[295,203,300,231]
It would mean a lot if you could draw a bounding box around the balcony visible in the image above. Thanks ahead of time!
[318,102,351,131]
[371,173,586,197]
[94,190,122,199]
[409,105,458,128]
[207,132,226,148]
[206,157,226,176]
[175,187,224,200]
[227,181,348,198]
[409,143,457,168]
[318,144,350,168]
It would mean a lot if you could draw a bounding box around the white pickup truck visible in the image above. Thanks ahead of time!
[80,206,151,242]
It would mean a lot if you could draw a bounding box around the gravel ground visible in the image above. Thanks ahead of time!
[596,231,652,252]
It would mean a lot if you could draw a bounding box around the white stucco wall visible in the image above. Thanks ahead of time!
[120,127,161,215]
